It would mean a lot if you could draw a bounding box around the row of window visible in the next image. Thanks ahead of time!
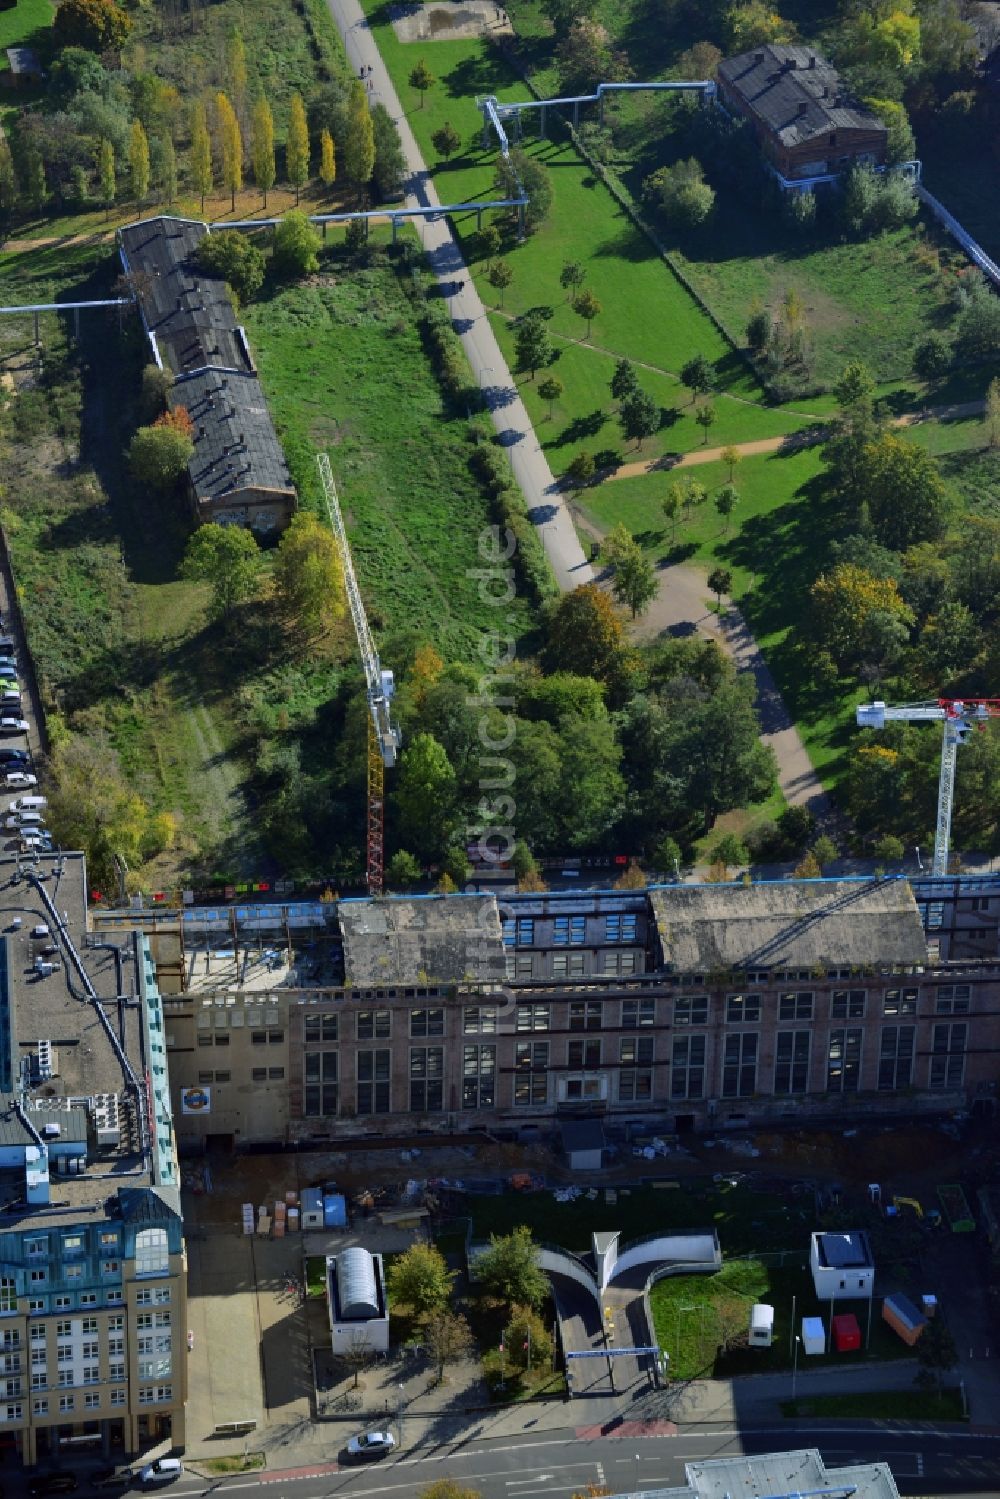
[676,986,972,1026]
[31,1390,127,1418]
[201,1068,285,1083]
[503,914,639,947]
[507,951,639,979]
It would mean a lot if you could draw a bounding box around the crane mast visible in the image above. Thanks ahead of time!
[856,698,1000,876]
[317,453,400,894]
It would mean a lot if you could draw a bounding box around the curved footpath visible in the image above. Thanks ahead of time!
[322,0,593,593]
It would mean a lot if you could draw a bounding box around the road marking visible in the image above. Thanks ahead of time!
[595,1463,606,1487]
[917,1452,925,1476]
[506,1477,554,1486]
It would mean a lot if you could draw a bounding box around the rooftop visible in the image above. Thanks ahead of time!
[338,894,506,988]
[560,1119,605,1154]
[718,44,886,149]
[649,879,928,972]
[617,1448,899,1499]
[814,1230,873,1269]
[6,47,42,76]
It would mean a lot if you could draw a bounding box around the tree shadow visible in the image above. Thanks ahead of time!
[549,408,607,449]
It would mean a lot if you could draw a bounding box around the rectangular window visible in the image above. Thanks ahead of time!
[463,1006,498,1034]
[930,1022,967,1089]
[304,1014,338,1043]
[621,998,655,1029]
[601,950,638,976]
[304,1051,338,1118]
[214,1070,231,1083]
[25,1239,47,1261]
[831,990,866,1020]
[462,1045,496,1109]
[722,1033,758,1097]
[552,952,585,978]
[618,1068,652,1103]
[778,992,813,1022]
[727,994,760,1025]
[59,1395,74,1413]
[85,1392,100,1409]
[29,1271,46,1286]
[80,1292,98,1307]
[512,953,534,979]
[878,1025,915,1090]
[828,1029,863,1092]
[674,995,708,1027]
[605,913,638,944]
[357,1010,391,1041]
[252,1068,267,1083]
[508,917,533,947]
[356,1049,390,1115]
[268,1030,283,1045]
[31,1374,45,1392]
[672,1034,706,1101]
[516,1005,549,1032]
[568,1038,601,1069]
[109,1363,125,1383]
[110,1389,125,1407]
[774,1031,810,1094]
[935,984,971,1015]
[409,1009,445,1039]
[883,988,918,1017]
[569,1000,602,1032]
[409,1047,445,1112]
[32,1398,47,1416]
[514,1042,548,1106]
[269,1066,284,1080]
[620,1036,654,1066]
[513,1072,548,1106]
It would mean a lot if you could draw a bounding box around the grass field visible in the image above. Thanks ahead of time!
[782,1387,966,1421]
[243,235,539,661]
[0,0,52,71]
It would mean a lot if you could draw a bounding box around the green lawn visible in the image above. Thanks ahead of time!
[243,236,539,661]
[0,0,53,70]
[782,1387,966,1422]
[652,1260,916,1381]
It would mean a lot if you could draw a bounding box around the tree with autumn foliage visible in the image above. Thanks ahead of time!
[53,0,131,53]
[543,584,634,698]
[153,406,194,439]
[810,563,914,672]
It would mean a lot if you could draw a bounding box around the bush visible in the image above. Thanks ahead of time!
[913,332,952,381]
[777,804,815,852]
[782,189,816,234]
[195,231,265,305]
[272,211,321,278]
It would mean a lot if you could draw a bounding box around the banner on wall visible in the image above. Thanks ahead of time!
[180,1087,211,1115]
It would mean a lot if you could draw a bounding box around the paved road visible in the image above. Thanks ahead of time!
[323,0,592,594]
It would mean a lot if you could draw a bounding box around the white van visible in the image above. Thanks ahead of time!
[10,795,46,813]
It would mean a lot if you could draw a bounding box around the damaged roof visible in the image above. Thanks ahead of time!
[338,894,506,987]
[649,879,927,972]
[718,44,886,149]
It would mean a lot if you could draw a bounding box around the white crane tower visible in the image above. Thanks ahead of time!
[317,452,400,895]
[856,698,1000,876]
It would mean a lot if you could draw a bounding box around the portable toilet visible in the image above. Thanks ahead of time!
[300,1187,324,1230]
[749,1303,774,1348]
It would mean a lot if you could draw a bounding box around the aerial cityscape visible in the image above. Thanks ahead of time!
[0,0,999,1493]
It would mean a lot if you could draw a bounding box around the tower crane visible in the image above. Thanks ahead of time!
[317,452,400,895]
[856,698,1000,876]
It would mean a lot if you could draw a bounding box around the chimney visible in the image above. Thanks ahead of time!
[797,101,808,116]
[754,50,764,63]
[808,53,816,68]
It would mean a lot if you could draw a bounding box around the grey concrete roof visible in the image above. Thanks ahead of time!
[338,895,505,987]
[718,44,886,149]
[617,1449,899,1499]
[815,1230,873,1269]
[649,879,927,972]
[118,216,295,509]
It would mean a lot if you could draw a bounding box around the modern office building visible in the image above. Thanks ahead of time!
[0,853,185,1465]
[131,872,1000,1150]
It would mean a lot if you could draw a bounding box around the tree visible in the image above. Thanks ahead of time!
[695,402,718,445]
[539,0,598,37]
[194,230,265,304]
[273,511,345,634]
[643,156,714,227]
[565,451,595,488]
[387,1242,455,1318]
[544,584,632,692]
[712,833,748,869]
[810,563,914,670]
[341,1329,372,1389]
[572,288,602,337]
[409,59,436,108]
[216,92,243,211]
[985,377,1000,450]
[396,732,458,860]
[677,40,722,79]
[190,102,213,211]
[431,122,461,160]
[286,92,310,204]
[619,389,658,448]
[45,736,163,895]
[319,128,336,190]
[494,148,553,234]
[386,849,421,887]
[53,0,131,53]
[538,376,563,419]
[914,1315,958,1396]
[372,104,406,199]
[557,16,629,91]
[153,133,176,206]
[560,260,585,301]
[955,284,1000,363]
[480,224,502,259]
[515,313,553,379]
[746,307,772,355]
[488,259,513,308]
[715,482,739,531]
[874,833,905,863]
[504,1304,553,1374]
[343,81,375,200]
[913,332,951,381]
[128,118,149,206]
[251,98,275,207]
[720,444,742,482]
[723,0,790,51]
[680,354,715,404]
[811,834,838,870]
[424,1308,474,1382]
[661,486,681,542]
[665,674,777,831]
[128,423,192,492]
[181,523,263,619]
[610,358,638,407]
[97,136,115,219]
[273,209,322,277]
[855,434,950,550]
[863,96,916,165]
[612,546,657,618]
[707,565,732,609]
[476,1227,547,1311]
[226,27,248,114]
[834,359,876,412]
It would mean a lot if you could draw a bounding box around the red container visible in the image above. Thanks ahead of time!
[832,1312,861,1352]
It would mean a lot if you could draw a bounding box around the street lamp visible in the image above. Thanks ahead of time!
[396,1382,404,1445]
[791,1334,801,1406]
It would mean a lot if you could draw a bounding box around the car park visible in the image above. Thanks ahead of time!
[137,1459,182,1488]
[0,719,28,735]
[345,1431,396,1461]
[28,1477,78,1497]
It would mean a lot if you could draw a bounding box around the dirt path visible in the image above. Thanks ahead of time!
[186,702,258,874]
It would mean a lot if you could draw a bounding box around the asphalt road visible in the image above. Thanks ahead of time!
[24,1425,1000,1499]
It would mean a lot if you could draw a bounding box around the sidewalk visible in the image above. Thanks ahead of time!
[323,0,593,594]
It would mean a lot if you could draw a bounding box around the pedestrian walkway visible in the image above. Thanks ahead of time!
[324,0,593,593]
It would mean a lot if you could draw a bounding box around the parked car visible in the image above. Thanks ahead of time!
[20,837,54,854]
[345,1431,396,1461]
[11,795,46,812]
[5,813,45,830]
[137,1460,182,1488]
[0,719,28,735]
[0,748,29,764]
[0,666,17,681]
[28,1477,78,1498]
[89,1468,134,1491]
[4,772,37,788]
